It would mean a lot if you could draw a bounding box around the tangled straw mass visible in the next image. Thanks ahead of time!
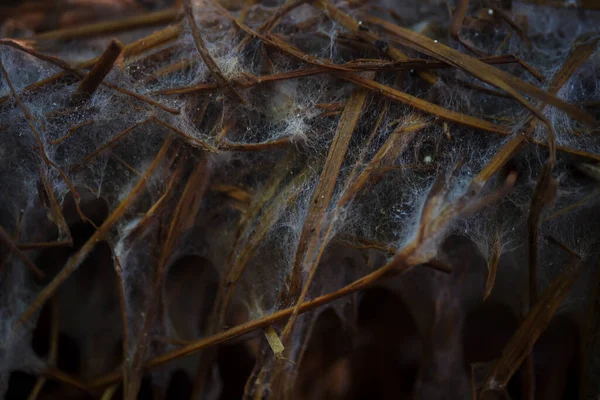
[0,0,599,398]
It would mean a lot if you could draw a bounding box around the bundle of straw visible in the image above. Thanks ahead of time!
[0,0,599,398]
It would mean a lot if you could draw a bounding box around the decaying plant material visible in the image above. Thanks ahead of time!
[0,0,599,399]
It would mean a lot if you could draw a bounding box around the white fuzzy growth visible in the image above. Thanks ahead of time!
[0,262,44,398]
[265,80,319,142]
